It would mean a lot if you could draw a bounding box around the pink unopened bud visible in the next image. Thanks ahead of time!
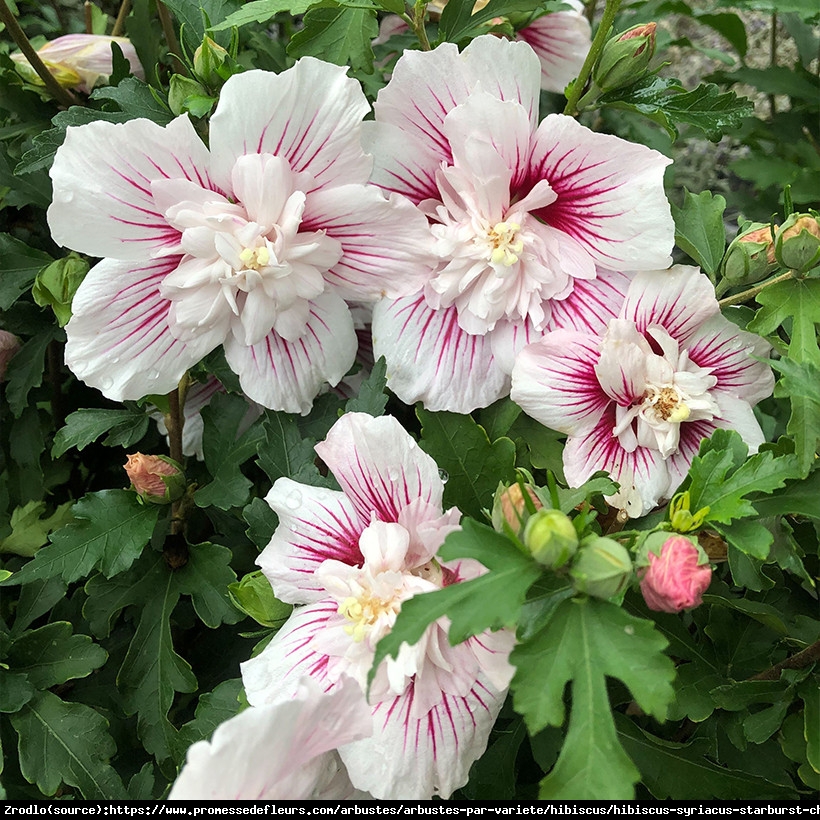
[492,482,543,537]
[124,453,185,504]
[0,330,21,382]
[639,535,711,613]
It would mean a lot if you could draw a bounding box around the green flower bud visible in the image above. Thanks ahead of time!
[168,74,215,118]
[593,22,656,94]
[667,491,710,533]
[569,536,633,599]
[193,36,231,88]
[228,570,293,628]
[124,453,186,504]
[523,509,578,568]
[32,253,89,327]
[491,481,542,537]
[720,223,778,286]
[774,213,820,274]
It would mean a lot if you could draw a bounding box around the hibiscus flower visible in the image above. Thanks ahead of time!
[169,677,372,799]
[365,35,674,412]
[48,59,432,413]
[511,266,775,517]
[241,412,514,799]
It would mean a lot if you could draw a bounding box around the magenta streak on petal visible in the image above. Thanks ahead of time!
[111,165,152,198]
[288,506,364,568]
[408,101,452,162]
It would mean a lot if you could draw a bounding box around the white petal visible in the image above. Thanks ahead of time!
[516,6,591,94]
[224,293,357,413]
[490,318,541,375]
[340,675,506,799]
[65,256,218,401]
[594,318,651,405]
[260,478,366,604]
[315,412,446,525]
[686,313,775,406]
[547,267,632,334]
[209,63,372,194]
[169,677,371,800]
[524,114,674,271]
[511,329,608,436]
[302,185,435,301]
[48,116,212,260]
[563,406,670,517]
[374,37,542,163]
[372,294,509,413]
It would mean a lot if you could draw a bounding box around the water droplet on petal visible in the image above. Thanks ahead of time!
[285,489,303,510]
[438,468,449,484]
[148,369,160,380]
[100,376,114,390]
[386,466,400,483]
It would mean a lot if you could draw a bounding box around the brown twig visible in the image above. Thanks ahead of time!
[164,384,185,536]
[0,0,81,108]
[111,0,132,36]
[750,639,820,681]
[156,0,187,75]
[84,0,93,34]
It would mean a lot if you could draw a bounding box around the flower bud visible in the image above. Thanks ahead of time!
[523,509,578,568]
[0,330,21,382]
[667,491,710,533]
[569,536,633,599]
[774,213,820,273]
[193,37,231,88]
[491,481,542,537]
[593,22,656,93]
[720,223,778,286]
[228,570,293,628]
[32,253,89,327]
[168,75,215,118]
[11,34,143,94]
[124,453,185,504]
[638,534,711,613]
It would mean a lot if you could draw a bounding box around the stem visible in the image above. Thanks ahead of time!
[750,639,820,681]
[585,0,597,25]
[563,0,621,116]
[164,384,185,536]
[111,0,132,36]
[718,270,794,308]
[409,0,431,51]
[47,340,64,430]
[84,0,93,34]
[157,0,187,75]
[0,0,81,108]
[768,13,777,120]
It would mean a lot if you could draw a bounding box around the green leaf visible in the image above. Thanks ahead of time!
[178,679,244,749]
[599,77,753,141]
[802,679,820,773]
[7,622,107,689]
[554,474,619,514]
[243,496,278,550]
[711,679,792,710]
[4,326,60,418]
[0,145,51,208]
[616,715,797,798]
[478,397,522,442]
[2,490,159,586]
[371,520,542,685]
[90,77,173,124]
[0,669,34,713]
[0,234,52,310]
[670,189,727,277]
[228,569,292,627]
[160,0,242,50]
[344,357,388,416]
[711,65,820,102]
[748,278,820,364]
[175,542,240,628]
[210,0,317,30]
[694,12,747,57]
[0,501,74,558]
[52,407,150,458]
[117,557,198,762]
[511,599,674,799]
[256,412,333,489]
[438,0,553,44]
[195,392,266,510]
[9,576,68,637]
[287,2,378,73]
[418,409,516,520]
[11,691,126,798]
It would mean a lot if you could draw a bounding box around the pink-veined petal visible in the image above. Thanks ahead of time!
[372,294,509,413]
[223,292,357,414]
[511,329,608,436]
[208,62,371,194]
[547,268,632,334]
[302,185,435,301]
[524,114,673,271]
[362,121,443,205]
[339,675,506,800]
[594,318,651,405]
[563,405,670,517]
[48,116,213,260]
[686,313,775,405]
[65,256,218,401]
[169,677,372,800]
[374,37,542,163]
[259,478,366,604]
[315,412,446,525]
[620,266,718,342]
[489,317,541,376]
[516,4,591,94]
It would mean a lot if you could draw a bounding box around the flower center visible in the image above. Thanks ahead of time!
[339,591,401,643]
[643,385,691,424]
[486,221,524,266]
[238,245,271,271]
